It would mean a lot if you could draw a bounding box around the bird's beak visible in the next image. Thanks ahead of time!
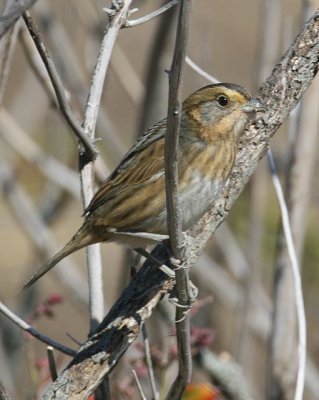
[241,99,265,113]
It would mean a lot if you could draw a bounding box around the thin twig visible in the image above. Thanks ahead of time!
[185,56,219,83]
[20,12,110,180]
[22,11,97,162]
[0,302,76,356]
[164,1,193,399]
[267,150,306,400]
[47,346,58,381]
[80,0,133,333]
[131,258,158,399]
[19,26,56,105]
[142,324,159,400]
[123,0,179,28]
[132,369,147,400]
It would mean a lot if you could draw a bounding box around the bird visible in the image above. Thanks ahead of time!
[23,83,264,289]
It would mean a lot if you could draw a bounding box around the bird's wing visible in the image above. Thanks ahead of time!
[85,120,166,214]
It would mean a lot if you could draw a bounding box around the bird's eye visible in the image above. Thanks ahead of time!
[217,95,229,107]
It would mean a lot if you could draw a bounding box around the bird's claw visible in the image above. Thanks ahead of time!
[168,279,198,322]
[169,256,182,270]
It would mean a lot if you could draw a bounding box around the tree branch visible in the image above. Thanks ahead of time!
[123,0,179,28]
[42,247,175,399]
[22,11,98,163]
[0,302,76,357]
[79,0,133,334]
[164,0,193,399]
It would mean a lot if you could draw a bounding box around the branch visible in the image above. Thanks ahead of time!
[42,247,175,398]
[0,302,76,357]
[123,0,179,28]
[41,8,319,399]
[268,150,306,400]
[141,324,159,400]
[185,55,219,83]
[22,11,97,162]
[164,0,193,399]
[80,0,133,334]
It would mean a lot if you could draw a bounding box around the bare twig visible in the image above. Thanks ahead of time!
[22,11,97,162]
[19,26,56,104]
[0,302,76,356]
[123,0,179,28]
[142,324,159,400]
[268,150,306,400]
[164,1,193,399]
[80,0,133,333]
[185,56,219,83]
[132,369,147,400]
[268,5,319,399]
[20,12,111,179]
[47,346,58,381]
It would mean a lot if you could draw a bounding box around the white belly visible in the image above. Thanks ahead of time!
[147,173,223,233]
[179,173,223,230]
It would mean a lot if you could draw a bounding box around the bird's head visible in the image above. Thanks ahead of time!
[182,83,264,143]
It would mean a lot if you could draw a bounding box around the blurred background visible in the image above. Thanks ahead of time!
[0,0,318,399]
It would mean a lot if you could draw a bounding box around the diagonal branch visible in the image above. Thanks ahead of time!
[42,247,175,399]
[22,11,97,162]
[0,301,76,357]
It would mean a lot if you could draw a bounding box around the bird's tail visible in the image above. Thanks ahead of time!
[23,226,95,290]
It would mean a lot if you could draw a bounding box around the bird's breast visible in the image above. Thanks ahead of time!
[178,171,223,230]
[176,140,236,229]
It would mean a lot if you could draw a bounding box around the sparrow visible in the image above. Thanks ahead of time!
[23,83,264,289]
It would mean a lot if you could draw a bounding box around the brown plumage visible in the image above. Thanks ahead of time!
[23,83,264,289]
